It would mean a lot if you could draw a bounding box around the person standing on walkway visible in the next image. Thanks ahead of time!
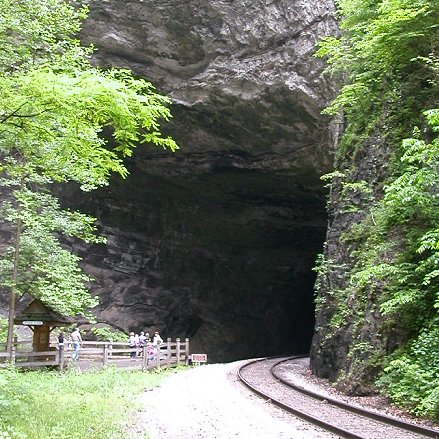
[152,331,163,346]
[139,331,147,347]
[58,332,65,350]
[145,332,151,344]
[139,331,147,357]
[71,328,82,361]
[152,331,163,362]
[128,332,137,359]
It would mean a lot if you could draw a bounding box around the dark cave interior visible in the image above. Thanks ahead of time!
[62,152,328,363]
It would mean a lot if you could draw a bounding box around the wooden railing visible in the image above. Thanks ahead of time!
[0,338,190,371]
[0,340,32,352]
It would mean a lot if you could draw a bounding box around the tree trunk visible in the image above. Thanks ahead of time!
[6,189,23,355]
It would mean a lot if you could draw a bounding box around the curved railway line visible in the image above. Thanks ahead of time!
[237,356,439,439]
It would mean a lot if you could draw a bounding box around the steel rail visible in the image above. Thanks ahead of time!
[237,356,439,439]
[271,357,439,439]
[238,356,366,439]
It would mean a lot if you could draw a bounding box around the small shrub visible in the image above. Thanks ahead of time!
[377,327,439,420]
[0,318,9,343]
[90,326,127,342]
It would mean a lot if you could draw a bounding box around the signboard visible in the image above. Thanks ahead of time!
[191,353,207,363]
[22,321,43,326]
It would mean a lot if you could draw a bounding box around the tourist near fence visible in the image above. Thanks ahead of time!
[128,332,137,358]
[58,332,65,350]
[0,337,190,371]
[71,327,83,361]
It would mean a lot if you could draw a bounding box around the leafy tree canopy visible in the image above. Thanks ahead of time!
[0,0,178,324]
[0,0,91,72]
[0,67,178,190]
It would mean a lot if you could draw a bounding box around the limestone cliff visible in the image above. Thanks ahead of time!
[309,130,395,393]
[56,0,340,361]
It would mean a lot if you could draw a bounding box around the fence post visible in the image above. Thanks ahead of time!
[11,344,16,365]
[176,338,181,365]
[156,343,161,370]
[185,338,190,365]
[59,347,65,371]
[166,338,171,366]
[142,346,147,371]
[103,343,108,367]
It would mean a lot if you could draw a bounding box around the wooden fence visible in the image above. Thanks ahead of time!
[0,338,190,371]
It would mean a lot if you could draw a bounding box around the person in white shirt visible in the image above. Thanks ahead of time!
[152,331,163,362]
[128,332,136,358]
[71,328,82,361]
[152,331,163,346]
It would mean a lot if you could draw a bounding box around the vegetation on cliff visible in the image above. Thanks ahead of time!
[0,0,177,350]
[315,0,438,418]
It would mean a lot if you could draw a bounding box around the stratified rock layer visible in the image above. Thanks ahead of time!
[64,0,339,361]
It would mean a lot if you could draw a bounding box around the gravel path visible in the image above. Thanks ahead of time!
[133,360,338,439]
[132,358,438,439]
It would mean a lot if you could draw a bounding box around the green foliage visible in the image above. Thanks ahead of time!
[0,0,91,72]
[315,0,439,417]
[0,67,178,191]
[336,110,439,415]
[377,327,439,419]
[313,252,350,313]
[0,0,178,318]
[0,188,102,315]
[0,366,174,438]
[312,253,327,295]
[0,317,8,343]
[356,111,439,318]
[317,0,439,149]
[320,170,374,212]
[91,327,127,342]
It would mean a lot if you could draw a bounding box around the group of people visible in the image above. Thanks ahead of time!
[57,327,82,361]
[128,330,163,359]
[57,327,164,362]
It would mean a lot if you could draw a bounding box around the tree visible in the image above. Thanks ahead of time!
[0,0,178,353]
[0,0,91,72]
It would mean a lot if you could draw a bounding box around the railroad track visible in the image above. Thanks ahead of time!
[237,356,439,439]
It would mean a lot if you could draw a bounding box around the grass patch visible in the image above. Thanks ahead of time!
[0,366,175,439]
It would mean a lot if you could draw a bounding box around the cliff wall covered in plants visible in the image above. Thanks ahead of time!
[310,0,439,419]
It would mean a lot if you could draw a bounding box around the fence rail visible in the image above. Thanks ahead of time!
[0,338,190,371]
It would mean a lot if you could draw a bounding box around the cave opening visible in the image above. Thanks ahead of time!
[67,0,338,364]
[66,156,328,363]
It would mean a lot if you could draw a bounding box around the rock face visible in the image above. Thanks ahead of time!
[58,0,339,361]
[309,131,394,391]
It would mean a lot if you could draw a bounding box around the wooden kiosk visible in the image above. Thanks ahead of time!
[14,298,72,352]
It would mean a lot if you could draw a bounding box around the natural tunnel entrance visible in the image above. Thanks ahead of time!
[66,0,338,364]
[63,150,328,363]
[0,0,339,363]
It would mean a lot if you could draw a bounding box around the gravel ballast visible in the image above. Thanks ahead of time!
[133,359,438,439]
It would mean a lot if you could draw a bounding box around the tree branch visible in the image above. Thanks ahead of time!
[1,103,54,124]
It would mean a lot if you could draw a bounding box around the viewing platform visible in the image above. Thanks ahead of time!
[0,338,190,371]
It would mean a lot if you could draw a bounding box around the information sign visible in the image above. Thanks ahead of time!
[22,320,43,326]
[191,353,207,363]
